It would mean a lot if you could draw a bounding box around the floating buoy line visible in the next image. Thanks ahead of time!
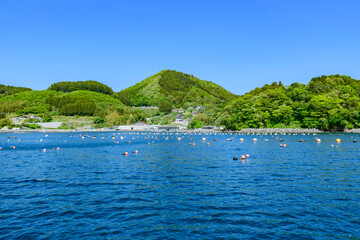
[1,132,357,162]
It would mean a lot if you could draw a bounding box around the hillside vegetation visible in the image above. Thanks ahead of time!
[2,72,360,131]
[48,80,114,95]
[0,84,32,96]
[118,70,236,109]
[222,75,360,131]
[0,90,124,116]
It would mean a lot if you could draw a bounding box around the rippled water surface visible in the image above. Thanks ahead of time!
[1,132,360,239]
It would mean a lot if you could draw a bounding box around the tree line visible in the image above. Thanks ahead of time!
[0,84,32,96]
[222,75,360,131]
[48,80,114,95]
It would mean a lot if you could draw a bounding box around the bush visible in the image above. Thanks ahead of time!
[0,115,11,127]
[159,102,172,114]
[189,119,204,129]
[25,118,41,123]
[42,115,53,122]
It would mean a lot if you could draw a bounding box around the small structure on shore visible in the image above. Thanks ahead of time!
[155,125,184,131]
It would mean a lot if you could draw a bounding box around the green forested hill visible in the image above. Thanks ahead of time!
[1,73,360,131]
[48,80,114,95]
[222,75,360,131]
[0,90,124,116]
[0,84,32,96]
[117,70,237,110]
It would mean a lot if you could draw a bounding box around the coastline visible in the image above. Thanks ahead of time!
[2,127,357,134]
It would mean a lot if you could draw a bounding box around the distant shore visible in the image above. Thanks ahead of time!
[2,127,359,134]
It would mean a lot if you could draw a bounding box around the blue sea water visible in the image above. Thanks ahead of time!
[0,132,359,239]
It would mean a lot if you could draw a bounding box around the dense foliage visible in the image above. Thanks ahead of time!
[0,90,124,116]
[0,84,32,96]
[0,113,11,127]
[222,75,360,131]
[117,70,236,111]
[48,80,114,95]
[0,90,58,114]
[45,95,96,116]
[1,73,360,131]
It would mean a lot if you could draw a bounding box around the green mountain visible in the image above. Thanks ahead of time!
[48,80,114,95]
[0,84,32,96]
[222,75,360,131]
[117,70,237,110]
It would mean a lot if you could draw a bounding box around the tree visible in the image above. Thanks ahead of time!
[159,102,172,114]
[0,113,11,128]
[42,114,53,122]
[105,111,120,126]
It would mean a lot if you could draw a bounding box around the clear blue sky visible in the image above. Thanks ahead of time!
[1,0,359,95]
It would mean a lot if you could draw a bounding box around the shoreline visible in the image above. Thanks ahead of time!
[1,127,358,134]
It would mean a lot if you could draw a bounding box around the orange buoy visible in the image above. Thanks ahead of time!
[123,152,129,156]
[246,154,250,158]
[207,142,210,145]
[283,144,287,147]
[56,147,60,150]
[43,149,46,152]
[193,143,195,146]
